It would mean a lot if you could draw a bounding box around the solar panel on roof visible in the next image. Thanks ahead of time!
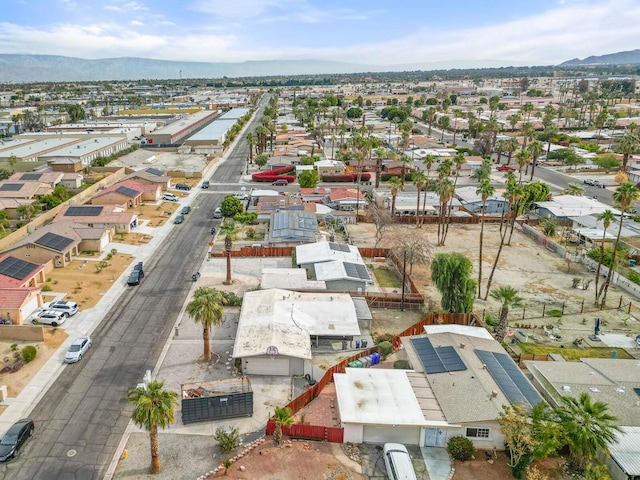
[34,232,74,252]
[343,262,371,281]
[475,349,542,408]
[329,242,350,252]
[0,256,38,280]
[20,173,42,181]
[0,183,23,191]
[116,186,139,197]
[64,206,103,217]
[145,167,165,177]
[411,337,467,374]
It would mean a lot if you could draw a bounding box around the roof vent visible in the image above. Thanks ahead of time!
[459,342,466,349]
[491,391,498,398]
[589,387,600,393]
[562,385,571,391]
[616,386,625,393]
[481,363,487,369]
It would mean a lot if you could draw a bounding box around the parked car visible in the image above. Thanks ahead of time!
[0,418,34,462]
[134,261,143,272]
[42,300,79,317]
[127,269,144,286]
[175,183,191,191]
[496,165,516,172]
[64,336,92,363]
[201,180,210,189]
[181,206,191,215]
[33,310,66,327]
[162,193,179,202]
[583,178,596,186]
[272,179,289,186]
[174,214,185,224]
[233,193,249,200]
[592,180,606,189]
[213,207,222,219]
[383,443,417,480]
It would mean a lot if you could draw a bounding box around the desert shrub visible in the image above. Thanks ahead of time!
[484,315,498,327]
[245,227,257,240]
[373,332,394,344]
[10,343,18,351]
[215,426,240,454]
[546,309,563,318]
[378,341,394,359]
[446,436,475,461]
[393,360,410,369]
[22,345,37,363]
[41,284,52,292]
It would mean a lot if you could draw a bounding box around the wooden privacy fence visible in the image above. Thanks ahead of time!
[518,353,552,368]
[265,423,344,443]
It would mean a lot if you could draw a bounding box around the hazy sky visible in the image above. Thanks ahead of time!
[1,0,638,66]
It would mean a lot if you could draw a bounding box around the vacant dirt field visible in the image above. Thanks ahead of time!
[132,202,180,227]
[452,451,569,480]
[41,252,134,309]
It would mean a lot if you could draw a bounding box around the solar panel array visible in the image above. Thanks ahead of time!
[20,173,42,181]
[0,183,23,191]
[116,186,139,197]
[411,337,467,374]
[475,349,543,408]
[343,262,371,281]
[329,242,350,252]
[0,256,38,280]
[35,232,74,252]
[145,167,165,177]
[64,206,103,217]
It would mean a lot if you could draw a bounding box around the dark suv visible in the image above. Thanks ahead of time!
[127,269,144,286]
[175,183,191,191]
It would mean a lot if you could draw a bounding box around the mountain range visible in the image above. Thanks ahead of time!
[560,49,640,66]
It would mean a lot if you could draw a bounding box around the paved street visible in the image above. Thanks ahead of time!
[0,98,268,480]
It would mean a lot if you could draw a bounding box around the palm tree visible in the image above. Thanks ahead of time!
[413,171,428,227]
[437,115,450,142]
[272,406,294,446]
[477,179,495,298]
[397,154,412,189]
[495,139,508,164]
[373,147,388,188]
[422,154,437,179]
[601,182,640,306]
[594,210,616,305]
[555,392,620,469]
[515,149,532,183]
[388,176,402,217]
[564,183,585,196]
[186,287,226,361]
[127,380,179,474]
[435,177,455,246]
[490,286,523,343]
[527,140,544,182]
[616,131,639,172]
[503,137,519,166]
[245,133,257,164]
[219,220,239,285]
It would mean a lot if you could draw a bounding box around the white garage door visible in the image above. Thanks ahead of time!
[363,425,420,445]
[244,356,290,376]
[100,234,110,251]
[21,296,40,319]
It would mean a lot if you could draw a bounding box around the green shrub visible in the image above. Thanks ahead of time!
[627,270,640,285]
[215,426,240,454]
[393,360,410,369]
[374,332,394,344]
[10,343,18,352]
[41,284,52,292]
[447,436,475,461]
[220,291,242,307]
[22,345,37,363]
[546,309,563,318]
[244,227,257,240]
[378,341,394,359]
[484,315,498,327]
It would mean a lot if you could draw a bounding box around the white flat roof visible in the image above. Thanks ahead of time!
[260,268,326,290]
[424,324,494,340]
[296,241,364,266]
[2,137,80,157]
[187,119,234,141]
[335,368,428,426]
[40,136,124,157]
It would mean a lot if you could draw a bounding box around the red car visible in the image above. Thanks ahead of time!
[496,165,516,172]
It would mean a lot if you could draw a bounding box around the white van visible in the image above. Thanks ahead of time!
[383,443,418,480]
[162,193,179,202]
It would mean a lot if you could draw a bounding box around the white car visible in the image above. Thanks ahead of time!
[64,337,92,363]
[42,300,79,317]
[33,310,66,327]
[233,193,249,200]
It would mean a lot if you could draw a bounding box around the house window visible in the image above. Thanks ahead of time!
[466,427,490,439]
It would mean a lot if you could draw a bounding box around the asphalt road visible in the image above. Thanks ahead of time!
[0,99,267,480]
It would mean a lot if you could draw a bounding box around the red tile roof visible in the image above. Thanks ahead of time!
[0,287,39,308]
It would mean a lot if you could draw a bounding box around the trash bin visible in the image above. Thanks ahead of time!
[355,340,361,349]
[361,340,368,348]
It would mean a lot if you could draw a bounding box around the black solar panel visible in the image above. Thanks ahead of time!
[145,167,165,177]
[475,349,543,408]
[34,232,74,252]
[116,186,139,197]
[64,206,103,217]
[411,337,467,374]
[0,183,23,191]
[343,262,371,281]
[0,256,38,280]
[20,173,42,181]
[329,242,350,252]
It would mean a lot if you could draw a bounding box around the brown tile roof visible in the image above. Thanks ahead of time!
[0,287,39,308]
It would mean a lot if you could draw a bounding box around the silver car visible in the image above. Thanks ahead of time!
[33,310,66,327]
[64,337,92,363]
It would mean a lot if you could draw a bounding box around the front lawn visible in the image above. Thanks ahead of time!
[519,344,633,360]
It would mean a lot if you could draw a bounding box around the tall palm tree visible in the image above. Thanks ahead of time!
[373,147,388,188]
[594,209,616,305]
[219,220,239,285]
[272,406,294,446]
[564,183,585,196]
[127,380,179,474]
[397,154,412,189]
[388,176,402,217]
[477,179,495,298]
[245,132,256,164]
[413,171,428,227]
[601,182,640,306]
[616,131,639,172]
[521,121,535,149]
[527,140,544,182]
[515,149,532,183]
[555,392,620,469]
[186,287,226,361]
[490,286,523,343]
[435,178,455,246]
[503,137,519,166]
[422,154,437,179]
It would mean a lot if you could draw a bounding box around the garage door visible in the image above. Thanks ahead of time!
[100,234,110,251]
[363,425,420,445]
[244,356,290,376]
[21,296,40,319]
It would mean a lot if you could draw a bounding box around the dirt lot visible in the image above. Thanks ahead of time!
[0,328,67,397]
[41,253,134,310]
[132,202,181,227]
[452,452,568,480]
